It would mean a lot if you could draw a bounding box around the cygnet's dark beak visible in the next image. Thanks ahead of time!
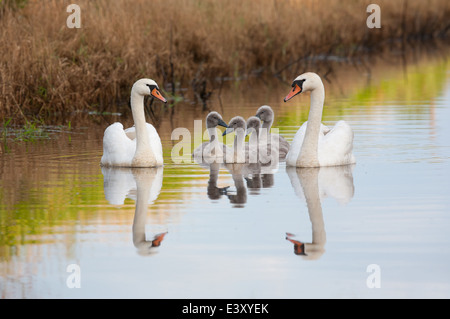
[218,119,228,128]
[222,127,234,136]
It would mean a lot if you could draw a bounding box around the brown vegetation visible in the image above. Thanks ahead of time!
[0,0,449,123]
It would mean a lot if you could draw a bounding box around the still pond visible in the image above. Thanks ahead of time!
[1,52,450,298]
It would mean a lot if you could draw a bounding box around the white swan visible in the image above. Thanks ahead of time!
[101,78,167,167]
[193,111,230,163]
[284,72,355,167]
[255,105,290,159]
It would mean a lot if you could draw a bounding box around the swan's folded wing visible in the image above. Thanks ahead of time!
[319,120,355,166]
[320,124,331,135]
[101,123,135,166]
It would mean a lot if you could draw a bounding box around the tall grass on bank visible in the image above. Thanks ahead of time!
[0,0,449,123]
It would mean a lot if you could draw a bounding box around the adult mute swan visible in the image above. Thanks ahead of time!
[255,105,290,158]
[193,111,229,163]
[284,72,355,167]
[101,79,167,167]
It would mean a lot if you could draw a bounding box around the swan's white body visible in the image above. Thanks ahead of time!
[284,72,355,167]
[102,123,163,167]
[101,79,166,168]
[286,120,355,167]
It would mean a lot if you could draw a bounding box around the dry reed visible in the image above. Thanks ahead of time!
[0,0,449,123]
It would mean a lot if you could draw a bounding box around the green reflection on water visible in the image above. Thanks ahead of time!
[0,53,449,261]
[0,158,207,257]
[276,58,448,128]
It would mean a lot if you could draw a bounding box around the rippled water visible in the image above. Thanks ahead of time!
[1,53,450,299]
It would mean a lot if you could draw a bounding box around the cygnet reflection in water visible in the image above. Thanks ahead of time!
[206,162,230,200]
[199,161,278,208]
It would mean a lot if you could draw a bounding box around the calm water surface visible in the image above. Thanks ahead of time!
[1,54,450,298]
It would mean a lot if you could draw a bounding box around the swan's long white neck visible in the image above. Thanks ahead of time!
[130,91,156,166]
[297,82,325,167]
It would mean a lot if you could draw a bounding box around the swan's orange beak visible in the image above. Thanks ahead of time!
[151,232,167,247]
[151,88,167,103]
[286,238,306,255]
[284,84,302,102]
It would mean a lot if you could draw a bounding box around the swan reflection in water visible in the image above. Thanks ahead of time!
[285,165,355,260]
[102,167,167,256]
